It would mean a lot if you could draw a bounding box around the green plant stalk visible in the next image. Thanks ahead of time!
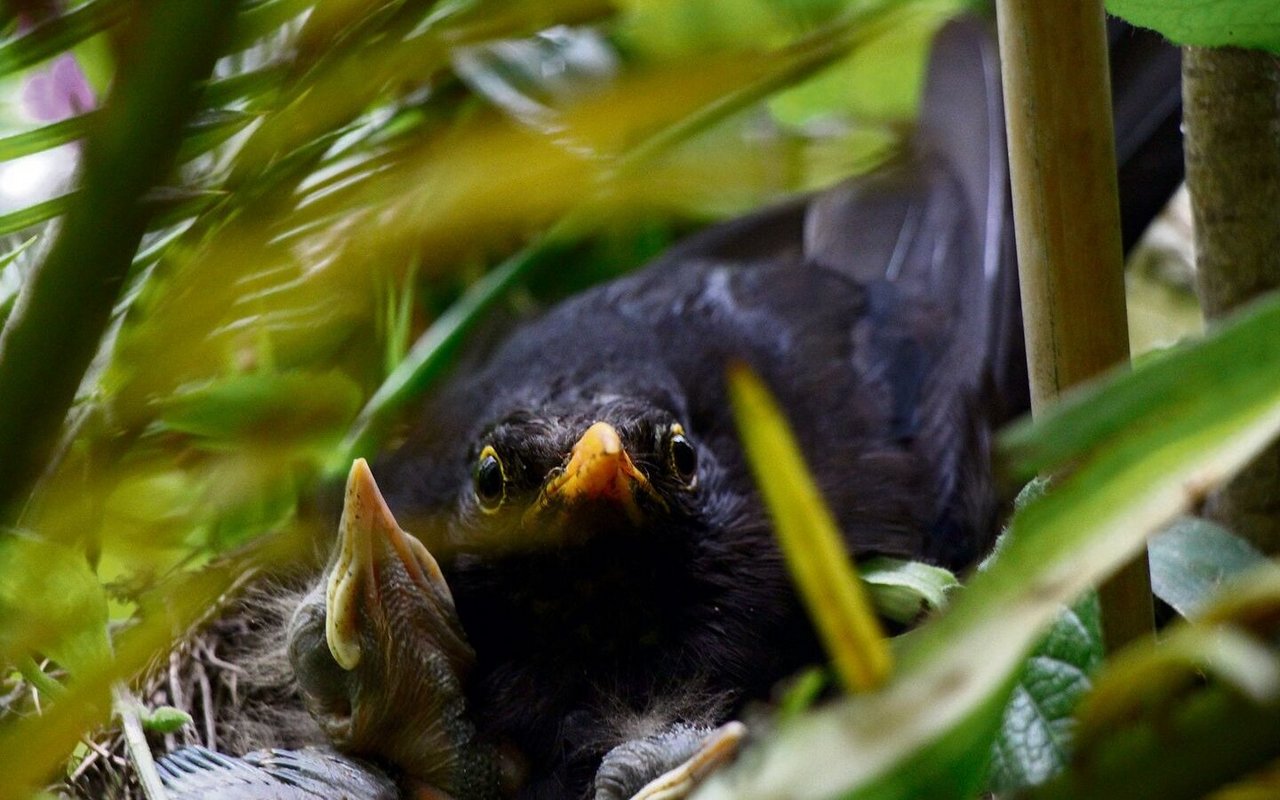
[995,0,1152,651]
[0,1,238,520]
[728,364,892,693]
[1183,46,1280,554]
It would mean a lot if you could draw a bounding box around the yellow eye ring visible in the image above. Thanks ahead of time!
[667,424,697,485]
[474,445,506,513]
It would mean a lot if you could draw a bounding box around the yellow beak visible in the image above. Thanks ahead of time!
[325,458,450,671]
[542,421,651,506]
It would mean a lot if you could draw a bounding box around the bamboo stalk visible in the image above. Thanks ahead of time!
[1183,47,1280,555]
[995,0,1153,650]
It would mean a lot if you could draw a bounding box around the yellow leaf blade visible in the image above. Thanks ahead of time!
[727,363,892,692]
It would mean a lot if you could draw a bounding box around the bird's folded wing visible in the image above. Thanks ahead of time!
[157,745,398,800]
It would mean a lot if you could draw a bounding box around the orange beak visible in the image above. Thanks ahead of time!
[537,422,658,523]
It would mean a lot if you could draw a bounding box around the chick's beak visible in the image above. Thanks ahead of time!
[326,458,452,671]
[541,421,652,511]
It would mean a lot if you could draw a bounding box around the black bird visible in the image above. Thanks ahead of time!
[364,14,1181,800]
[159,12,1184,800]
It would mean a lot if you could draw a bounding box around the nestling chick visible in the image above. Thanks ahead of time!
[287,458,500,799]
[159,460,500,799]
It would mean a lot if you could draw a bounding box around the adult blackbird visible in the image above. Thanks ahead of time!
[366,13,1181,800]
[159,12,1184,800]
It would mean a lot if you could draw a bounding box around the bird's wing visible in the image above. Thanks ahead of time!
[794,17,1016,565]
[157,745,399,800]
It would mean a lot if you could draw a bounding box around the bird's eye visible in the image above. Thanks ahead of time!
[473,445,506,512]
[667,425,697,484]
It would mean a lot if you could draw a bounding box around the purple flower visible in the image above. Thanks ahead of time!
[23,53,97,121]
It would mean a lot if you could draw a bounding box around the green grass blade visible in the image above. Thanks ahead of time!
[331,229,567,473]
[0,109,255,167]
[203,63,289,108]
[727,364,892,693]
[0,193,72,236]
[695,292,1280,800]
[0,112,99,162]
[227,0,316,52]
[175,109,259,164]
[0,0,130,75]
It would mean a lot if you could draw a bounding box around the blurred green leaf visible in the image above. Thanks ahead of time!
[174,109,260,164]
[989,593,1103,794]
[0,0,129,76]
[203,63,289,108]
[1105,0,1280,53]
[1001,295,1280,481]
[617,0,809,57]
[0,532,302,797]
[770,7,948,126]
[0,535,110,680]
[696,294,1280,800]
[728,363,892,693]
[228,0,315,52]
[229,0,614,181]
[159,370,362,447]
[1149,516,1267,618]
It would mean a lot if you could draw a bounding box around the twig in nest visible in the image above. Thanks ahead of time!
[194,660,216,749]
[114,683,170,800]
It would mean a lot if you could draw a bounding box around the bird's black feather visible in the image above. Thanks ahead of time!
[373,17,1020,798]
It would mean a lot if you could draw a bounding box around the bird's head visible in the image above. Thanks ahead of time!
[287,459,492,796]
[452,400,705,553]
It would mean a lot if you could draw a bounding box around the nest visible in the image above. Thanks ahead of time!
[30,575,325,799]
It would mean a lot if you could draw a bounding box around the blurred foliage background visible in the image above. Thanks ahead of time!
[0,0,975,791]
[0,0,1230,797]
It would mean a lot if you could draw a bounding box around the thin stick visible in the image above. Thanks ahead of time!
[995,0,1153,649]
[114,684,170,800]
